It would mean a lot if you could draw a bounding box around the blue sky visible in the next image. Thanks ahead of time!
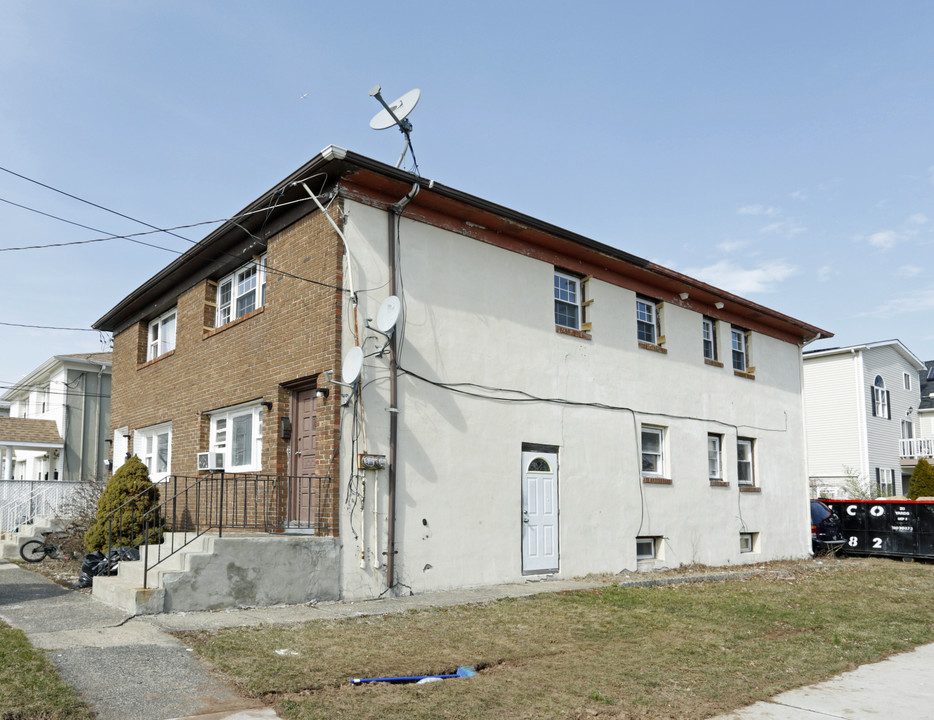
[3,1,934,386]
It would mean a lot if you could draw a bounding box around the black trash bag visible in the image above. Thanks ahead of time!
[73,547,141,589]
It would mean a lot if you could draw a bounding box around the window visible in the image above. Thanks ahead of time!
[731,327,748,371]
[904,372,912,391]
[702,317,717,361]
[707,434,722,480]
[739,532,757,553]
[147,309,177,361]
[636,537,659,560]
[636,297,659,344]
[902,420,914,440]
[737,438,755,486]
[216,255,267,327]
[871,375,890,419]
[641,426,666,477]
[554,271,581,330]
[209,402,264,472]
[874,468,895,497]
[135,423,172,482]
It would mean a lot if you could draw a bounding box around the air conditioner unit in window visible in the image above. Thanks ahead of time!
[197,452,225,472]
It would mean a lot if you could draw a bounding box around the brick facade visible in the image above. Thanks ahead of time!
[109,206,345,533]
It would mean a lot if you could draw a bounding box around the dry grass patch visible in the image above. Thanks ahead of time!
[177,558,934,719]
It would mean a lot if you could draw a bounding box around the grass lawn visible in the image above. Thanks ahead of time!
[176,557,934,720]
[0,620,95,720]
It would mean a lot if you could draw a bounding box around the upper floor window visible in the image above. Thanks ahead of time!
[209,401,264,472]
[554,271,581,330]
[147,309,177,361]
[731,327,749,372]
[901,420,914,440]
[702,317,718,361]
[135,423,172,483]
[707,434,722,480]
[904,372,912,391]
[641,425,666,477]
[871,375,890,419]
[216,255,267,327]
[636,296,660,345]
[737,437,755,486]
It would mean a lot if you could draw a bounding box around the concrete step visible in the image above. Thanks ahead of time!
[92,534,341,615]
[0,517,70,560]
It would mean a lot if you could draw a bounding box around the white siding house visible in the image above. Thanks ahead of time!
[803,341,925,498]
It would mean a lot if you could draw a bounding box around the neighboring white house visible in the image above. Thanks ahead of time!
[0,352,112,484]
[802,340,925,499]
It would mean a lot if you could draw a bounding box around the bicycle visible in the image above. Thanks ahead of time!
[19,531,65,563]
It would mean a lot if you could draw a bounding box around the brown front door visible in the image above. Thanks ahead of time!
[289,388,318,526]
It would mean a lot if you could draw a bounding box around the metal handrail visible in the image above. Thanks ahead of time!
[103,473,335,589]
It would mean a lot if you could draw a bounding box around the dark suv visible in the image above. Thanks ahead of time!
[810,500,845,554]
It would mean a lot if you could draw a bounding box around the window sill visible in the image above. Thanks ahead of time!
[733,370,756,380]
[642,476,672,485]
[204,306,265,339]
[709,480,729,487]
[704,358,724,368]
[738,485,761,493]
[137,349,176,370]
[638,341,667,355]
[555,325,591,340]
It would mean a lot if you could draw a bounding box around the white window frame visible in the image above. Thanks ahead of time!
[636,537,659,560]
[707,434,722,480]
[134,422,172,483]
[208,401,264,472]
[872,375,889,419]
[731,327,748,371]
[702,317,717,361]
[216,254,267,327]
[875,468,895,497]
[904,372,912,391]
[641,425,666,477]
[737,437,755,486]
[554,271,581,330]
[739,532,757,553]
[636,297,658,345]
[901,420,914,440]
[147,308,177,361]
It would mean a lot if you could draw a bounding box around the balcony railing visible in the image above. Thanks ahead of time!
[899,438,934,460]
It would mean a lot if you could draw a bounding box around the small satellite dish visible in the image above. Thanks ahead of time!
[376,296,401,334]
[341,346,364,385]
[369,88,420,130]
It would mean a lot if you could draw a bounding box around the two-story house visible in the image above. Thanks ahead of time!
[900,360,934,488]
[0,352,112,530]
[92,146,830,609]
[803,340,926,499]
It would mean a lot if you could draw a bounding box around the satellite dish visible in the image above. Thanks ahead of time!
[341,346,364,385]
[376,296,401,334]
[369,88,420,130]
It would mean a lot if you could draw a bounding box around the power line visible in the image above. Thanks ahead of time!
[0,165,347,293]
[0,321,101,333]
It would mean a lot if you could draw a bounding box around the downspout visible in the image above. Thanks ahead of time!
[386,182,420,590]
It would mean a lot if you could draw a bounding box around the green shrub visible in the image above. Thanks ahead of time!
[907,458,934,500]
[84,456,162,552]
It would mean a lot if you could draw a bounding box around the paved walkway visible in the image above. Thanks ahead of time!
[2,558,934,719]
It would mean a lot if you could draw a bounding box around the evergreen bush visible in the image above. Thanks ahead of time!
[84,456,163,552]
[907,458,934,500]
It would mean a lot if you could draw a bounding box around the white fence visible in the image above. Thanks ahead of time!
[0,480,83,536]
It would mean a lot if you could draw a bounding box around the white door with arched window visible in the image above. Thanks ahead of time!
[521,451,559,573]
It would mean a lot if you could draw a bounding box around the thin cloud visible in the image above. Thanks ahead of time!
[859,213,929,250]
[868,230,899,249]
[817,265,835,282]
[759,220,806,238]
[738,204,779,217]
[682,259,798,295]
[907,213,928,226]
[790,190,807,200]
[716,239,750,253]
[898,265,924,278]
[859,287,934,318]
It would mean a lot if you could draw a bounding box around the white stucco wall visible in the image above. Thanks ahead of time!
[336,200,812,600]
